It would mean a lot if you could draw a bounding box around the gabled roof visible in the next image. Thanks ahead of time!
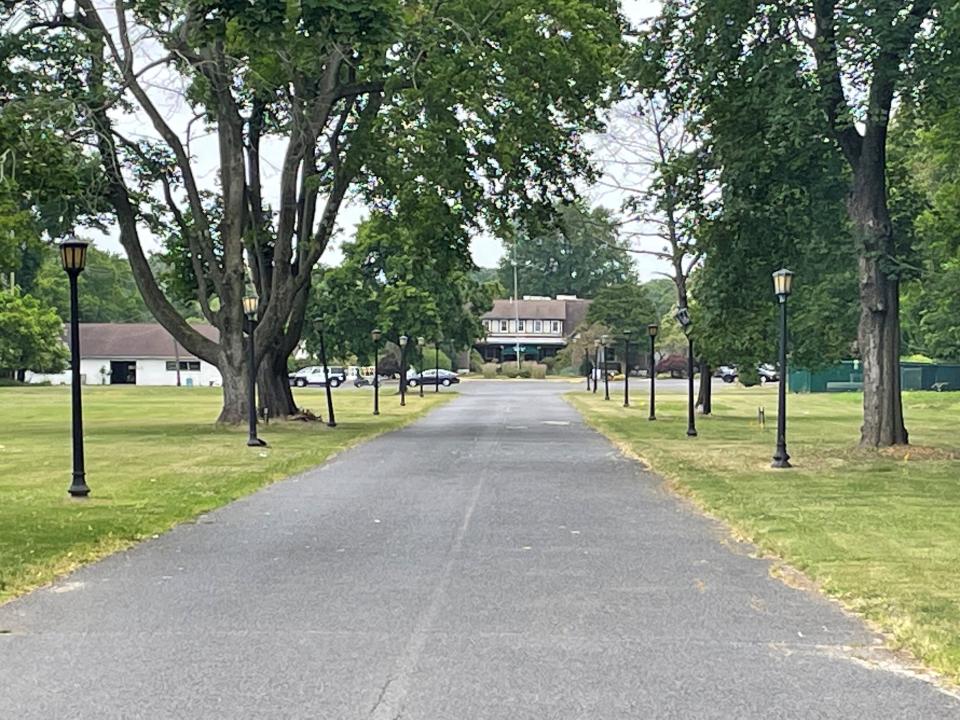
[70,323,219,360]
[482,298,570,321]
[481,297,592,334]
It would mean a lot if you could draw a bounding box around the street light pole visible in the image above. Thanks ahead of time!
[772,269,795,468]
[585,342,591,390]
[623,331,631,407]
[434,340,440,393]
[647,324,658,421]
[317,323,336,428]
[593,339,600,394]
[372,328,381,415]
[399,335,408,406]
[61,238,90,497]
[602,334,610,401]
[686,335,697,437]
[417,336,425,398]
[243,295,267,447]
[675,307,697,437]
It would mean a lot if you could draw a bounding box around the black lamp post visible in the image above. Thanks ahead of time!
[399,334,408,406]
[601,334,610,401]
[772,268,795,468]
[593,339,600,394]
[647,323,659,421]
[434,339,440,393]
[676,307,697,437]
[623,330,632,407]
[61,238,91,497]
[243,295,267,447]
[372,328,382,415]
[585,340,591,390]
[417,336,426,397]
[316,320,336,428]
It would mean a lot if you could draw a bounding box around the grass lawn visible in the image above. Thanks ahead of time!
[569,387,960,683]
[0,385,451,604]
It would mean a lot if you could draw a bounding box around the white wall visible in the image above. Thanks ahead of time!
[27,358,222,386]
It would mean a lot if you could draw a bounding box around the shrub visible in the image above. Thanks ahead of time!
[470,349,485,373]
[502,363,519,378]
[529,363,547,379]
[482,362,499,379]
[518,367,532,378]
[541,357,556,374]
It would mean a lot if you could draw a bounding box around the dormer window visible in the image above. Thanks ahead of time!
[518,319,525,332]
[534,320,542,333]
[500,320,508,332]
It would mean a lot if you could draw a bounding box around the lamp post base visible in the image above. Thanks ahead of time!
[771,452,791,468]
[68,474,90,498]
[686,428,698,437]
[247,438,268,447]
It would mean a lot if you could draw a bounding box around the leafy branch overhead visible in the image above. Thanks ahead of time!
[3,0,627,420]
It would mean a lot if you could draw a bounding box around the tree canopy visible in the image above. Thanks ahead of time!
[498,203,637,299]
[0,288,67,377]
[585,283,658,339]
[308,204,496,365]
[4,0,627,420]
[639,0,950,445]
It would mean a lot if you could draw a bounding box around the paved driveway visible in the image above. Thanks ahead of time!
[1,381,957,718]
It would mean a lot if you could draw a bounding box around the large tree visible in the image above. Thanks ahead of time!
[498,203,637,299]
[6,1,625,422]
[0,288,67,379]
[309,201,496,368]
[586,282,658,338]
[646,0,947,446]
[31,245,153,324]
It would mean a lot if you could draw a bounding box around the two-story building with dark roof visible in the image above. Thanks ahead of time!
[476,295,592,363]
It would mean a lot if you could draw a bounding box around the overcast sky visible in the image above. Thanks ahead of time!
[93,0,666,280]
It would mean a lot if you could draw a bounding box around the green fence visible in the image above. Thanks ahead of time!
[790,361,960,393]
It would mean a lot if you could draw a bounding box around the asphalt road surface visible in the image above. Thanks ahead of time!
[2,381,957,719]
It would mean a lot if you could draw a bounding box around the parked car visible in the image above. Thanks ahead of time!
[289,365,347,388]
[758,363,780,384]
[655,354,689,378]
[354,374,392,388]
[407,369,460,387]
[716,365,738,383]
[713,364,780,385]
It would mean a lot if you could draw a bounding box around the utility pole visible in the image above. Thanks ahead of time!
[513,235,521,369]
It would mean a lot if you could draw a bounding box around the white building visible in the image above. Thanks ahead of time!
[476,295,592,363]
[27,323,222,387]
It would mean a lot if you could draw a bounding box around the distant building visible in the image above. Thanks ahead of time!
[27,323,222,387]
[476,295,591,362]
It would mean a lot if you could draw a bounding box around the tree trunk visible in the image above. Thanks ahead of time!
[849,161,908,447]
[696,361,712,415]
[258,346,299,419]
[217,356,248,424]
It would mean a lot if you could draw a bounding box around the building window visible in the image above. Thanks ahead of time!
[518,319,525,332]
[551,320,561,334]
[534,320,542,333]
[166,360,201,372]
[499,320,508,332]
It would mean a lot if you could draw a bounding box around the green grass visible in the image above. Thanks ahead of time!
[569,387,960,683]
[0,385,451,603]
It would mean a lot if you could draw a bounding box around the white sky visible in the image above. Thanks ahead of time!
[93,0,666,280]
